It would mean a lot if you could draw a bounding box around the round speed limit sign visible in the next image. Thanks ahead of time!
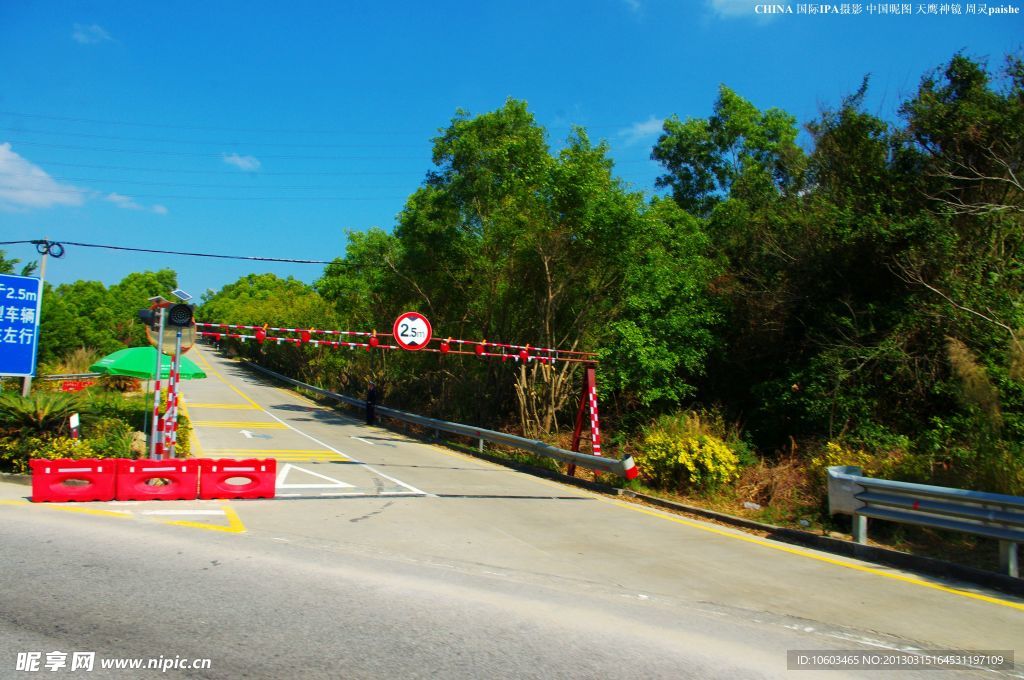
[392,311,432,351]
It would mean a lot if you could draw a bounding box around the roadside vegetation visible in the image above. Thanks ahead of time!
[4,52,1021,565]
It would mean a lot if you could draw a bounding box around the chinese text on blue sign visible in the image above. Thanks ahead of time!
[0,275,43,377]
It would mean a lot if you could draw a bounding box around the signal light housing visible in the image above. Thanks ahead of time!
[166,303,194,328]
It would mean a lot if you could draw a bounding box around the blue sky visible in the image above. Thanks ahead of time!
[1,0,1020,298]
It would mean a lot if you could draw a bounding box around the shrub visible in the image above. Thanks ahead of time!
[0,435,97,474]
[86,418,136,458]
[97,375,143,393]
[637,412,740,492]
[0,392,87,437]
[806,440,921,491]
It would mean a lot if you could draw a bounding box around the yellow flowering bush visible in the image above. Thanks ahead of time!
[807,441,908,490]
[639,429,740,492]
[0,436,97,474]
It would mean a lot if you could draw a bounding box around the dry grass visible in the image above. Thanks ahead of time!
[734,454,815,511]
[46,347,101,375]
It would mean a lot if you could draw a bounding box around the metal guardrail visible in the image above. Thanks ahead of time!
[243,361,636,479]
[828,465,1023,577]
[40,373,102,381]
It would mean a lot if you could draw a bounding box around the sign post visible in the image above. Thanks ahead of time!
[0,274,44,382]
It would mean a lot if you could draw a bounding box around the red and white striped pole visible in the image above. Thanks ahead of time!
[149,307,166,460]
[165,328,183,458]
[587,365,602,457]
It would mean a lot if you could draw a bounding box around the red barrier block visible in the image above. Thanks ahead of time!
[198,459,276,500]
[30,458,119,502]
[115,459,199,501]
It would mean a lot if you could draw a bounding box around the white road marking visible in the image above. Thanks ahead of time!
[252,405,432,497]
[194,347,432,497]
[350,436,375,445]
[276,463,355,489]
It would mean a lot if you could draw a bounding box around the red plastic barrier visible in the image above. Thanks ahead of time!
[198,459,276,500]
[30,458,119,502]
[115,459,199,501]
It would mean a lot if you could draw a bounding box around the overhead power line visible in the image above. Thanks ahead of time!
[11,160,424,177]
[4,139,427,161]
[0,171,415,191]
[0,126,425,149]
[0,185,406,201]
[0,239,338,265]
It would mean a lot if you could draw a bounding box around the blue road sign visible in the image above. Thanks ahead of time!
[0,274,44,377]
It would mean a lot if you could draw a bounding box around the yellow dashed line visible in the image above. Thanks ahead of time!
[179,398,204,457]
[190,421,287,429]
[185,403,259,410]
[204,449,335,454]
[203,448,346,461]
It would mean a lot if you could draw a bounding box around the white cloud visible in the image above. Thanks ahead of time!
[223,153,261,172]
[72,23,113,44]
[618,116,665,147]
[707,0,758,18]
[105,193,143,210]
[0,143,86,211]
[106,193,167,214]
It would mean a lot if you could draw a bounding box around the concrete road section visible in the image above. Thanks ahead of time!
[0,343,1021,678]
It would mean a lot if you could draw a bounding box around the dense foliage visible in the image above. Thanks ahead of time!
[15,52,1023,499]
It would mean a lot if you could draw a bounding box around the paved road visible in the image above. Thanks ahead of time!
[1,344,1021,678]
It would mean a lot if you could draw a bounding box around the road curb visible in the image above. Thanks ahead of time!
[0,472,31,487]
[621,490,1024,598]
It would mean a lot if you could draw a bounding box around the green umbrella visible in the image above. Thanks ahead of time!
[89,346,206,380]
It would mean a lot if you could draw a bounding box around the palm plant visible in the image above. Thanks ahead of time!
[0,392,87,437]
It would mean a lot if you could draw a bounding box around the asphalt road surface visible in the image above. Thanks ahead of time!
[1,344,1021,679]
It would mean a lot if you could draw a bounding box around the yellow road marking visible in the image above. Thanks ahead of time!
[203,449,346,461]
[415,446,1024,613]
[278,387,319,407]
[607,501,1024,612]
[190,421,287,429]
[205,448,336,454]
[185,403,259,410]
[244,454,344,461]
[2,498,247,533]
[0,499,131,518]
[190,351,264,410]
[179,398,205,457]
[162,503,246,534]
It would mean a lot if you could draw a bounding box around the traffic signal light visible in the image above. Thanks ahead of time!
[166,303,194,327]
[138,308,161,331]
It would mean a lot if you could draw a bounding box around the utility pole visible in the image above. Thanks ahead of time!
[21,239,48,397]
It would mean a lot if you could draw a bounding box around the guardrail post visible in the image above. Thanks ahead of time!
[852,514,868,544]
[478,438,484,453]
[999,541,1019,578]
